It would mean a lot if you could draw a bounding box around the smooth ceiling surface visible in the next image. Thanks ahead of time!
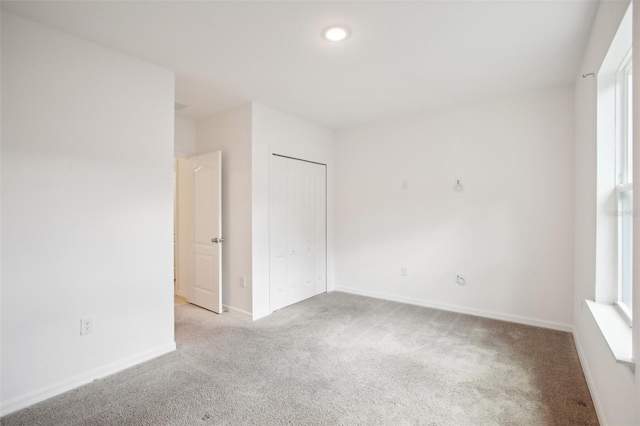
[2,1,599,129]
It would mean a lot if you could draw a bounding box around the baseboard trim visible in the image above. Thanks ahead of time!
[223,304,253,321]
[0,341,176,417]
[333,286,573,332]
[252,310,272,321]
[572,328,607,426]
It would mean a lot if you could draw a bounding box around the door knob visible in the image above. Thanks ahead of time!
[211,237,224,243]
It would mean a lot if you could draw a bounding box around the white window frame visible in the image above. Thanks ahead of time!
[591,3,634,372]
[615,49,633,324]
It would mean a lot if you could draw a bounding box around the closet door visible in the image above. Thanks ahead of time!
[285,159,304,306]
[298,160,316,302]
[312,164,327,296]
[269,155,289,311]
[269,155,326,312]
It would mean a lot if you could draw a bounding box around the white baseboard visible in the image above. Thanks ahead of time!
[252,310,273,321]
[572,329,607,426]
[333,286,573,332]
[0,341,176,417]
[222,304,253,321]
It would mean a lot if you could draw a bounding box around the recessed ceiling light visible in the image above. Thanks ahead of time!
[323,26,350,42]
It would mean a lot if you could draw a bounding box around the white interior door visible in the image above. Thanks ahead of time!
[312,163,327,296]
[270,155,289,311]
[188,151,222,313]
[270,155,326,312]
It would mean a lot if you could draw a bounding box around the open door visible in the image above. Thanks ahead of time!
[188,151,223,313]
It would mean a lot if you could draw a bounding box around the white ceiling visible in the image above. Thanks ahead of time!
[2,1,599,129]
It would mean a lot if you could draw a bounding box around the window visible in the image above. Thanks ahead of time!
[596,4,633,323]
[591,3,634,370]
[616,49,633,322]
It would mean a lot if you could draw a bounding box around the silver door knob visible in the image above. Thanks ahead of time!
[211,237,224,243]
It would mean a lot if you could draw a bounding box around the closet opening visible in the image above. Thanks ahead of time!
[269,154,327,311]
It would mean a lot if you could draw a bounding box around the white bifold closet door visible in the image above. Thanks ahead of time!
[270,154,327,312]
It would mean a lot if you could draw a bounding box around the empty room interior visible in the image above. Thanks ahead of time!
[2,0,640,425]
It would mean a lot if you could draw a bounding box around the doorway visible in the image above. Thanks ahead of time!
[174,153,223,313]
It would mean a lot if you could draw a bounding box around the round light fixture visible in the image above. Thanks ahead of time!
[323,26,350,42]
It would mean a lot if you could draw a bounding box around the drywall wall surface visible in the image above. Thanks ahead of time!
[1,13,175,413]
[334,87,575,330]
[174,158,190,298]
[573,1,638,424]
[635,3,640,419]
[175,116,197,158]
[634,4,640,419]
[251,102,334,319]
[196,104,253,316]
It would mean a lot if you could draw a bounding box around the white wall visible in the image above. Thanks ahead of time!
[195,102,334,319]
[174,116,197,158]
[634,4,640,418]
[197,104,253,316]
[251,103,334,319]
[573,1,640,424]
[174,116,197,298]
[1,13,176,414]
[334,87,575,330]
[174,158,190,298]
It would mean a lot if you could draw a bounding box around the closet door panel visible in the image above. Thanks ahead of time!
[270,155,327,312]
[298,161,313,300]
[286,160,303,305]
[313,164,327,295]
[269,156,289,311]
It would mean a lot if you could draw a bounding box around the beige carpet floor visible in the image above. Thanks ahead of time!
[1,292,598,425]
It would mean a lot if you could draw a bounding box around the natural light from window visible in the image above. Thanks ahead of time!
[616,49,633,322]
[589,3,634,372]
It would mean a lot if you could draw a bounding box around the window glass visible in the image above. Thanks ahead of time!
[619,189,633,316]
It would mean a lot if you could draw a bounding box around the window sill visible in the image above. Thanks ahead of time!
[585,300,635,373]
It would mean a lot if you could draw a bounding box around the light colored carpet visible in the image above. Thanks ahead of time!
[1,292,597,425]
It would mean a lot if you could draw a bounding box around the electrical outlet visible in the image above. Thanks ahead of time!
[240,276,246,288]
[80,317,93,335]
[401,267,408,277]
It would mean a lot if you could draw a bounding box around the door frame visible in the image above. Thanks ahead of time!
[188,151,223,313]
[174,153,223,313]
[174,157,190,299]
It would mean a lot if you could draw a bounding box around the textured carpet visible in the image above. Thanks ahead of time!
[1,292,597,425]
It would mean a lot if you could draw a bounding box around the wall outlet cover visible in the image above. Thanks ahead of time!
[80,317,93,335]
